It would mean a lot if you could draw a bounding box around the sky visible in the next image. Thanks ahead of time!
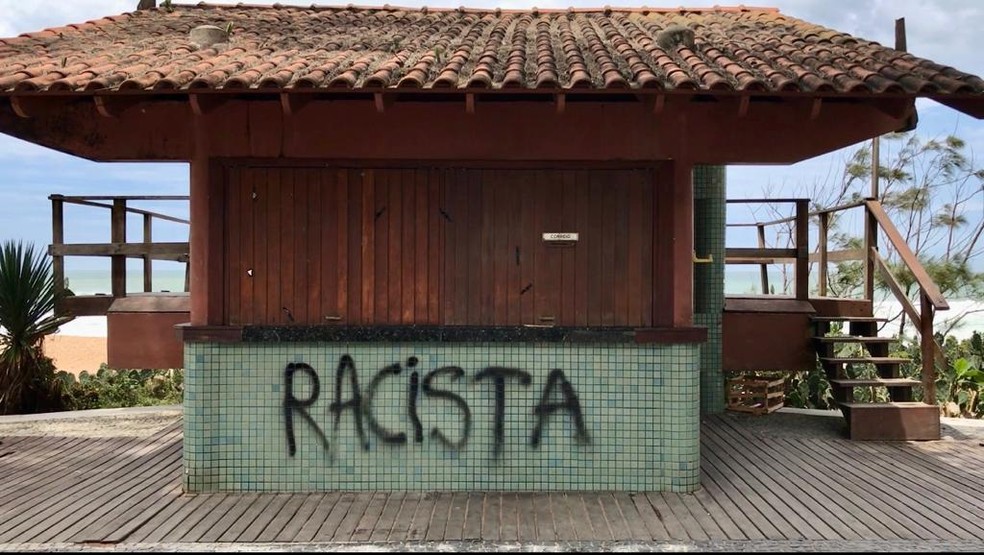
[0,0,982,279]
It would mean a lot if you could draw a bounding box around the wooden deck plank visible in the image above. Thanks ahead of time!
[677,492,731,540]
[480,492,501,542]
[196,494,255,543]
[533,492,557,541]
[568,493,597,541]
[216,494,278,543]
[580,493,613,541]
[274,494,327,542]
[3,439,182,543]
[351,492,388,542]
[255,494,308,543]
[329,492,373,542]
[550,493,579,541]
[660,492,710,540]
[370,492,405,542]
[311,492,356,542]
[0,441,167,541]
[71,466,183,543]
[598,493,630,540]
[696,467,768,540]
[0,436,94,496]
[778,437,928,540]
[5,413,984,546]
[515,492,538,542]
[424,492,453,542]
[628,492,670,541]
[497,493,519,542]
[703,424,860,540]
[804,437,979,540]
[387,492,420,542]
[406,492,437,542]
[444,492,468,541]
[733,432,901,540]
[863,441,984,505]
[690,483,750,541]
[642,492,692,540]
[461,492,485,541]
[236,493,293,542]
[699,445,799,539]
[712,422,884,539]
[701,431,831,540]
[32,442,182,543]
[155,494,227,543]
[124,492,198,544]
[292,493,341,543]
[177,494,241,542]
[89,482,184,544]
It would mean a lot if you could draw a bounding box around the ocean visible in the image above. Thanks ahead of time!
[54,268,984,340]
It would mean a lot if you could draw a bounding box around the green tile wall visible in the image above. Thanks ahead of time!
[694,165,726,415]
[183,342,701,493]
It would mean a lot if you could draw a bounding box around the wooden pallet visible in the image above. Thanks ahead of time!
[726,376,785,415]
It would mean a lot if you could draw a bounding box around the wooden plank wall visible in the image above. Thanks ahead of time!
[224,166,655,327]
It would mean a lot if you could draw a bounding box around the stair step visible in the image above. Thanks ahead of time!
[820,357,909,365]
[811,316,887,323]
[813,336,895,344]
[838,401,940,441]
[830,378,920,388]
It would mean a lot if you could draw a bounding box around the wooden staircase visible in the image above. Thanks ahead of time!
[812,316,940,441]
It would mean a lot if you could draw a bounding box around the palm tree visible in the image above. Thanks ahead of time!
[0,241,73,414]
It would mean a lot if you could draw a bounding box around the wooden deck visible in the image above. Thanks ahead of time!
[2,412,984,547]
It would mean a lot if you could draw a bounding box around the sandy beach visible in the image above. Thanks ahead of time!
[42,334,107,376]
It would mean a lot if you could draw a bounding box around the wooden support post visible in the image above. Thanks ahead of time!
[189,113,225,325]
[757,224,769,294]
[795,199,809,301]
[143,213,153,293]
[864,202,878,302]
[50,195,65,300]
[653,161,694,327]
[818,211,829,297]
[111,198,127,298]
[920,291,936,405]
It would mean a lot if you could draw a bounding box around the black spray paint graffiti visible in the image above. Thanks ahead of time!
[282,356,590,459]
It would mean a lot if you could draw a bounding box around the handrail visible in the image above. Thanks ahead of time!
[864,200,948,310]
[50,194,190,315]
[725,195,950,407]
[49,194,190,225]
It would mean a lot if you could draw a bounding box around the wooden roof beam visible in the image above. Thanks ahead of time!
[93,95,144,118]
[189,93,228,116]
[280,92,312,117]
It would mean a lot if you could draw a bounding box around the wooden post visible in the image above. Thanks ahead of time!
[143,213,153,292]
[920,291,936,405]
[864,203,878,302]
[50,195,65,300]
[795,199,809,301]
[757,224,769,294]
[653,160,694,327]
[818,211,829,297]
[111,198,127,298]
[866,138,880,302]
[895,18,907,52]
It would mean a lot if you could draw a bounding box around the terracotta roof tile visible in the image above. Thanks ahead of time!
[0,3,982,99]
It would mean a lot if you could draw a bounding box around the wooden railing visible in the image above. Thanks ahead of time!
[725,198,810,300]
[49,195,190,316]
[725,197,949,405]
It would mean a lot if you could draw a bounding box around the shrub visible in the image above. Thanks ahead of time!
[61,364,184,410]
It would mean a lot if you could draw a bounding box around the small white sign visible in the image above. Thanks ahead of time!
[542,232,579,242]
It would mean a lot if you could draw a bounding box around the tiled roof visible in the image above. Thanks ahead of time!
[1,3,983,98]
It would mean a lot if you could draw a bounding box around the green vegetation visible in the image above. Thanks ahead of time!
[0,241,73,415]
[57,365,184,410]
